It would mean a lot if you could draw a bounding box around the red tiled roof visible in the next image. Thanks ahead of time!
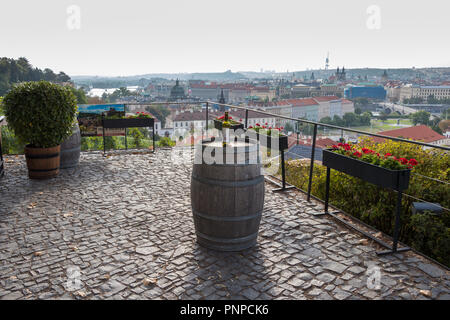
[173,110,222,121]
[341,99,353,104]
[370,125,445,143]
[313,96,339,102]
[247,100,291,107]
[286,98,319,107]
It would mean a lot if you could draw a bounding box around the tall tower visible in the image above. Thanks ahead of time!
[325,52,329,70]
[218,89,225,112]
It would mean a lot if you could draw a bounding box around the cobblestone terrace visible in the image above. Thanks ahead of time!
[0,149,449,300]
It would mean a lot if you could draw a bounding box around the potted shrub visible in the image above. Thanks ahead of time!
[246,123,288,151]
[3,81,77,179]
[322,143,418,190]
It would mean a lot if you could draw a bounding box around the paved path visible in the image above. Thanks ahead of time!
[0,149,448,300]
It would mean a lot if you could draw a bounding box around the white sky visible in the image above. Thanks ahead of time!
[1,0,449,76]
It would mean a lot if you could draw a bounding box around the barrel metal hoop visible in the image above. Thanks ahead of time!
[195,230,258,244]
[26,153,59,159]
[192,174,264,188]
[28,168,59,172]
[192,209,261,222]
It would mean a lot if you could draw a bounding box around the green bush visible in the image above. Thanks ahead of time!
[3,81,77,148]
[157,137,175,147]
[285,138,450,266]
[1,126,25,154]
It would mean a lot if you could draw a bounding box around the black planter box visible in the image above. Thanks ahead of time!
[322,149,411,191]
[246,130,288,151]
[102,118,154,129]
[214,119,244,131]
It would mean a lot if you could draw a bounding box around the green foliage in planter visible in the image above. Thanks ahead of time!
[284,138,450,266]
[3,81,77,148]
[157,137,175,147]
[128,128,144,148]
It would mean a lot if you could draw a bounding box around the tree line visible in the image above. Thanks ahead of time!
[0,57,71,95]
[320,111,371,127]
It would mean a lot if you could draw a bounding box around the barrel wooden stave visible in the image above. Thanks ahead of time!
[191,140,265,251]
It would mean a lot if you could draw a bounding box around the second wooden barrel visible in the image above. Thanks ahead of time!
[191,139,265,251]
[60,122,81,169]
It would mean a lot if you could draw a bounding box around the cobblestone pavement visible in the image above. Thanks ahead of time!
[0,149,449,300]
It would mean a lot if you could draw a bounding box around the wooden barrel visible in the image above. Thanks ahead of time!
[191,139,265,251]
[24,145,60,179]
[60,122,81,169]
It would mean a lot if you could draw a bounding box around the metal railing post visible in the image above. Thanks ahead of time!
[307,123,318,202]
[245,109,249,128]
[205,102,209,135]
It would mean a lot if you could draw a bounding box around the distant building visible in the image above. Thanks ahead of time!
[398,85,450,102]
[291,84,315,98]
[313,96,342,120]
[336,67,346,81]
[169,79,186,101]
[344,85,386,100]
[172,109,221,137]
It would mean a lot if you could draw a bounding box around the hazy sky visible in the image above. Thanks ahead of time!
[1,0,449,76]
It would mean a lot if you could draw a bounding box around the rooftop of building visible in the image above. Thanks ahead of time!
[371,125,446,144]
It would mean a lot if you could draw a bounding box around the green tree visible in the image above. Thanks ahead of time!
[320,116,333,125]
[343,112,358,127]
[379,112,388,121]
[69,87,88,104]
[410,110,431,126]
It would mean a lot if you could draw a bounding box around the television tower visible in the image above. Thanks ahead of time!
[325,52,330,70]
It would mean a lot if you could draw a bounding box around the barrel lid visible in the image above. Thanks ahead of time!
[199,139,259,153]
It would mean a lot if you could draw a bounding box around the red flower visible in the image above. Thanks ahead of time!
[337,143,344,147]
[399,158,408,165]
[280,126,284,130]
[385,153,392,157]
[265,122,268,125]
[248,125,253,129]
[255,123,260,126]
[332,145,338,149]
[218,115,225,120]
[362,148,371,154]
[352,151,362,158]
[408,158,418,166]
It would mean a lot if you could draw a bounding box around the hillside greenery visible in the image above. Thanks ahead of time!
[0,57,71,95]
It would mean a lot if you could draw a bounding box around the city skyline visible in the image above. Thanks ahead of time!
[1,0,450,76]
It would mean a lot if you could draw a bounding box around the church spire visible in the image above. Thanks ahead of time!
[219,89,225,111]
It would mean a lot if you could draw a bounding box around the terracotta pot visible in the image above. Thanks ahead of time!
[24,145,60,179]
